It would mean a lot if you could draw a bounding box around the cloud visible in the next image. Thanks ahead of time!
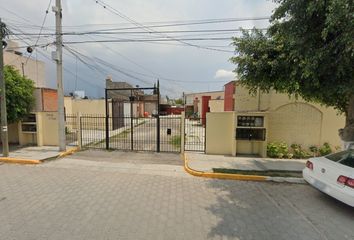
[214,69,235,79]
[0,0,275,97]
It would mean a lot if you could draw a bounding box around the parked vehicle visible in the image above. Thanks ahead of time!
[303,148,354,207]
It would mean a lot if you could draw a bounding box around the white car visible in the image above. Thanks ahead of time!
[303,149,354,207]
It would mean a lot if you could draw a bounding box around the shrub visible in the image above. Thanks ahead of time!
[290,144,311,159]
[309,145,319,157]
[319,142,332,156]
[267,142,334,159]
[267,142,289,158]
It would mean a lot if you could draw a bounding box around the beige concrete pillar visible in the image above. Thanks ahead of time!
[232,112,237,156]
[36,113,44,146]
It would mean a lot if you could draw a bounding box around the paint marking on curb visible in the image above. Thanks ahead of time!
[0,157,40,165]
[0,147,80,165]
[182,153,267,181]
[57,147,80,158]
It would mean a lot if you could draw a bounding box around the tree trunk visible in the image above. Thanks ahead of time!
[339,94,354,148]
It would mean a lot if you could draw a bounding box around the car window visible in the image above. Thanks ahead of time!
[325,150,354,168]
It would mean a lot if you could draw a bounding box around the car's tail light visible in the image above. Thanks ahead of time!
[337,175,354,188]
[306,160,313,170]
[346,178,354,188]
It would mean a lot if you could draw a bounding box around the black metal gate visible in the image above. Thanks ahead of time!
[65,114,78,146]
[102,116,182,152]
[184,117,206,152]
[101,85,181,153]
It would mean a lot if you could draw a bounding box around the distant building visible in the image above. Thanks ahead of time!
[184,90,224,118]
[4,40,46,88]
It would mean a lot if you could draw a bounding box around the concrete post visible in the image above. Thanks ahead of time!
[232,112,237,156]
[54,0,66,151]
[180,111,185,154]
[0,19,9,156]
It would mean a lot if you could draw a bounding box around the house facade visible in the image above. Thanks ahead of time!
[184,90,224,117]
[3,41,59,147]
[205,82,345,157]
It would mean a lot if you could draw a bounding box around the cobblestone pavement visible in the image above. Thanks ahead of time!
[0,158,353,240]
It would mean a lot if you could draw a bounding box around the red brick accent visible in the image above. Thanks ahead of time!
[42,89,58,111]
[201,96,211,126]
[224,81,235,111]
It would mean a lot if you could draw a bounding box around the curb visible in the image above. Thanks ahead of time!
[0,147,80,165]
[0,157,40,165]
[182,153,305,184]
[183,153,267,181]
[57,147,80,159]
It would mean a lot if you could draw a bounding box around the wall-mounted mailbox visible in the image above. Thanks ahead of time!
[21,124,37,132]
[237,116,264,127]
[236,128,266,141]
[236,115,266,141]
[21,114,37,133]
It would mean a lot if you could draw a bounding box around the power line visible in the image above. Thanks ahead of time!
[4,14,173,94]
[25,0,52,64]
[62,37,235,53]
[71,34,188,93]
[62,45,186,95]
[65,44,227,85]
[6,23,105,90]
[3,15,270,31]
[60,16,270,31]
[64,45,155,85]
[8,27,267,36]
[92,0,241,53]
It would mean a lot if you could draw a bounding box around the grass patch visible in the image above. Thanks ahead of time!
[213,168,302,178]
[111,129,131,139]
[170,135,181,148]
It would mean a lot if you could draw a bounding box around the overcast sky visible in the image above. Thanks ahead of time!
[0,0,277,98]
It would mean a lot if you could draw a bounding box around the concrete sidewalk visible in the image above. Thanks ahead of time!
[186,152,307,172]
[0,145,77,161]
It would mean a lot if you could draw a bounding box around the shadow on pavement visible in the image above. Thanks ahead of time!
[205,179,354,240]
[66,149,183,166]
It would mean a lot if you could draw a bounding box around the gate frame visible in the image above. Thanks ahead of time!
[105,85,160,152]
[183,116,207,153]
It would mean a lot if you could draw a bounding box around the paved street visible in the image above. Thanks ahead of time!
[0,152,353,240]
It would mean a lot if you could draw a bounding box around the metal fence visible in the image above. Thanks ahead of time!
[65,114,78,146]
[68,114,182,153]
[184,117,206,152]
[80,115,106,149]
[160,116,181,153]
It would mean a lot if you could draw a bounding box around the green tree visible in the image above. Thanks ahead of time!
[2,65,35,123]
[231,0,354,142]
[174,98,183,105]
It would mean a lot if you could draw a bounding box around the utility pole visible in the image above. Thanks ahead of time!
[0,19,9,157]
[156,79,160,152]
[53,0,65,151]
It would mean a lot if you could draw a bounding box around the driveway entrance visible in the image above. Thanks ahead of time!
[65,86,182,153]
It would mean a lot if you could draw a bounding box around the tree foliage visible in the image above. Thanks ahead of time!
[174,98,184,105]
[231,0,353,114]
[2,65,35,123]
[231,0,354,141]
